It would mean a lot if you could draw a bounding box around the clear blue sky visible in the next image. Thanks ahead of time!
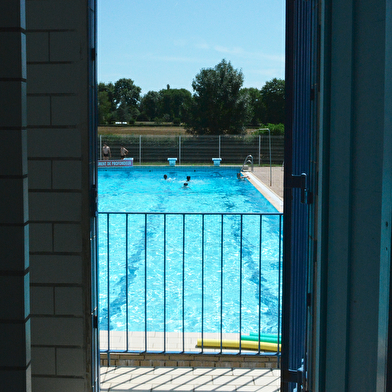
[98,0,285,95]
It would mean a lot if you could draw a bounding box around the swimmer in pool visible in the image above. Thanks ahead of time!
[237,172,247,180]
[186,176,191,181]
[164,174,168,180]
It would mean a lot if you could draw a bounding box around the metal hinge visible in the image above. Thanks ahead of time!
[290,173,313,204]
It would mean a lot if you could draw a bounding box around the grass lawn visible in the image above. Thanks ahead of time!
[98,125,187,135]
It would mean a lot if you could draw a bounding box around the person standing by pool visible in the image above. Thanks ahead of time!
[102,143,111,160]
[120,145,128,159]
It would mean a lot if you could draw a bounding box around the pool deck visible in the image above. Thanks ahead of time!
[245,167,283,212]
[101,366,281,391]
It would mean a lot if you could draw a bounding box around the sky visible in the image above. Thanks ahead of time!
[97,0,285,95]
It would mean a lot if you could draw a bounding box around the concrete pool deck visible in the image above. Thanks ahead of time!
[100,366,281,391]
[245,167,284,212]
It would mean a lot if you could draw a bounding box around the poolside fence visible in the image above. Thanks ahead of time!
[99,212,283,363]
[98,134,284,165]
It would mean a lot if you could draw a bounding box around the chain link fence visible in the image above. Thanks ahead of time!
[99,134,284,166]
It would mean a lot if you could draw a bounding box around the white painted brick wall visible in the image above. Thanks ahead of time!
[26,32,49,62]
[28,129,82,157]
[0,81,27,127]
[0,130,27,175]
[56,348,84,376]
[30,255,83,284]
[55,287,83,316]
[27,96,51,126]
[27,161,52,189]
[31,347,56,375]
[0,275,30,319]
[29,193,81,221]
[31,318,84,346]
[50,31,81,62]
[27,64,78,94]
[53,223,82,252]
[0,226,28,270]
[52,161,82,189]
[30,286,54,315]
[26,0,92,389]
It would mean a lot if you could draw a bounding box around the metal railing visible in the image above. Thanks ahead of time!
[99,212,283,360]
[98,134,284,165]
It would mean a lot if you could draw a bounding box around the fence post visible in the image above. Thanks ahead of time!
[219,135,221,158]
[100,135,102,160]
[258,135,261,166]
[139,135,142,165]
[179,135,181,165]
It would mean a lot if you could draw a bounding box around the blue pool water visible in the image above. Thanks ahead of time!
[98,167,282,334]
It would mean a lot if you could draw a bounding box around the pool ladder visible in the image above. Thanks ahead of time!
[241,155,254,172]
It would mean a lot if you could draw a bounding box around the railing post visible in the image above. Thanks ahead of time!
[179,135,181,165]
[100,135,102,161]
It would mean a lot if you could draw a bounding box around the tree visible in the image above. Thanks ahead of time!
[98,90,112,124]
[241,87,265,126]
[140,91,160,121]
[98,82,115,124]
[113,78,141,122]
[158,88,192,122]
[186,59,251,134]
[260,78,285,124]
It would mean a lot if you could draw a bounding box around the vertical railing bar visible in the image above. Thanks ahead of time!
[201,214,205,353]
[239,214,243,354]
[164,214,167,353]
[220,214,224,354]
[182,214,185,352]
[258,214,262,354]
[277,214,283,364]
[126,214,129,352]
[144,214,147,352]
[106,213,110,366]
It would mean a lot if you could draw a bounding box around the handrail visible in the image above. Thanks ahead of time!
[241,155,254,172]
[98,211,283,357]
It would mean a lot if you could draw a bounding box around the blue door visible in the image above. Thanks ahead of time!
[89,0,100,390]
[282,0,318,391]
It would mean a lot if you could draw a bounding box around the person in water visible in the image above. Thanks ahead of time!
[164,174,168,180]
[237,172,247,180]
[186,176,191,182]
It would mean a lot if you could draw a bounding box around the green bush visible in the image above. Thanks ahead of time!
[254,123,284,135]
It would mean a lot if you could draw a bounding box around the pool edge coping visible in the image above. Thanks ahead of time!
[246,173,283,213]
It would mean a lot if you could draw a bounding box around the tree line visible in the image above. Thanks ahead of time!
[98,59,285,135]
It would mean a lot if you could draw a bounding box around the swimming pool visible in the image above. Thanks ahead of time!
[98,167,282,337]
